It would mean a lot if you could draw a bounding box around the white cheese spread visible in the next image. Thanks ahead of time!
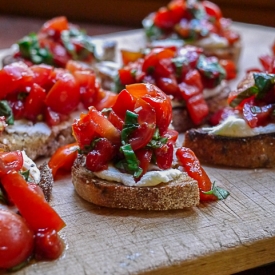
[195,33,229,48]
[94,165,183,187]
[203,115,275,137]
[22,151,40,183]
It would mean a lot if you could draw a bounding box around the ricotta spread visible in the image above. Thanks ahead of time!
[94,165,183,187]
[203,115,275,137]
[22,151,40,183]
[195,33,229,48]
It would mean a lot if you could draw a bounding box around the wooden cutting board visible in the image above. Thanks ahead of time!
[3,23,275,275]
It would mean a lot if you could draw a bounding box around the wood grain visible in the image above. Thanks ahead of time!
[1,23,275,275]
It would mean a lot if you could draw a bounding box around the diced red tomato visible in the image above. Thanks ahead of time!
[186,93,209,125]
[135,148,153,176]
[112,89,136,120]
[219,59,237,80]
[0,150,23,177]
[0,209,34,269]
[162,128,179,144]
[30,64,55,91]
[44,107,63,126]
[156,76,180,96]
[86,138,115,172]
[155,141,174,169]
[259,55,273,72]
[1,171,66,232]
[128,98,156,150]
[209,107,235,126]
[45,71,80,114]
[40,16,69,34]
[176,147,217,201]
[108,110,124,131]
[34,228,64,261]
[154,7,178,29]
[7,97,25,120]
[48,142,79,179]
[126,83,172,134]
[72,112,97,149]
[24,83,47,122]
[223,29,240,45]
[202,1,222,20]
[93,90,118,111]
[243,102,274,128]
[118,68,136,85]
[120,49,143,66]
[142,48,175,75]
[0,62,34,99]
[87,107,121,144]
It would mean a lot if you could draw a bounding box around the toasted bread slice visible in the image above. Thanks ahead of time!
[184,129,275,168]
[0,117,76,161]
[71,155,199,210]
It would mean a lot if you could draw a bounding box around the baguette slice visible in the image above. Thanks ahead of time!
[72,155,200,210]
[184,129,275,168]
[0,117,76,161]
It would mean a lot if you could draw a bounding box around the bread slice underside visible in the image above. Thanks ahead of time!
[184,129,275,168]
[71,155,200,210]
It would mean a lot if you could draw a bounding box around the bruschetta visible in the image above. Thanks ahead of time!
[49,83,229,210]
[184,72,275,168]
[142,0,241,66]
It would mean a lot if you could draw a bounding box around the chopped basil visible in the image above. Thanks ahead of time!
[229,73,275,108]
[121,111,139,145]
[172,56,189,78]
[0,100,14,125]
[202,182,230,200]
[116,144,142,178]
[146,128,168,149]
[18,33,53,65]
[254,73,275,99]
[196,55,226,85]
[20,170,30,181]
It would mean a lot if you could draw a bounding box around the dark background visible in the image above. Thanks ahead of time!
[0,0,274,28]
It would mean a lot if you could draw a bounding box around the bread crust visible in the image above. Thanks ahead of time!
[38,162,54,202]
[71,155,200,210]
[0,120,75,161]
[184,129,275,168]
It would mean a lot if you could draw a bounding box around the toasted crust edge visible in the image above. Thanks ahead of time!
[71,155,200,210]
[0,122,75,161]
[38,162,54,202]
[184,129,275,168]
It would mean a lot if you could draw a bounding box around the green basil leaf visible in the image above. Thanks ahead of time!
[117,144,142,178]
[254,73,275,99]
[146,128,168,149]
[196,55,226,85]
[229,86,259,108]
[203,182,230,200]
[20,170,30,181]
[121,111,139,145]
[0,100,14,125]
